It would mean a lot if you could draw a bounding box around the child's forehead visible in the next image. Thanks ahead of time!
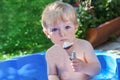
[48,20,72,28]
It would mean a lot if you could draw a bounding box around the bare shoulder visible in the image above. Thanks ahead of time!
[75,38,94,54]
[46,45,63,59]
[75,39,99,62]
[46,45,59,56]
[46,45,57,54]
[75,38,92,48]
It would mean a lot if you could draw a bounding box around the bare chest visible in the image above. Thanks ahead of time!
[55,52,88,80]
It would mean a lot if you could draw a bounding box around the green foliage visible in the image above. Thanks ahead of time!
[92,0,120,22]
[63,0,76,4]
[0,0,54,59]
[76,3,99,39]
[1,0,120,59]
[76,0,120,39]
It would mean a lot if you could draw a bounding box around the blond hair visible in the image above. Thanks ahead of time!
[41,1,78,29]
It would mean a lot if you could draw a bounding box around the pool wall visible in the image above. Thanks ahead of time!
[0,50,120,80]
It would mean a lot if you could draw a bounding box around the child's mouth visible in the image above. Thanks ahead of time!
[63,41,73,49]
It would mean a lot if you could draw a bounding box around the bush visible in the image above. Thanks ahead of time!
[75,0,120,39]
[0,0,54,59]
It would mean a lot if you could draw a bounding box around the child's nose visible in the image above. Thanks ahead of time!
[59,29,66,37]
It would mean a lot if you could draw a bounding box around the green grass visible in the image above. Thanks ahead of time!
[0,0,54,60]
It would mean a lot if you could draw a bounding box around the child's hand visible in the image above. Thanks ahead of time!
[71,58,85,72]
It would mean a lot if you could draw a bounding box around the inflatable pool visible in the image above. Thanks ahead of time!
[0,50,119,80]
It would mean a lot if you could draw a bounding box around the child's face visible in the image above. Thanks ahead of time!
[44,21,77,46]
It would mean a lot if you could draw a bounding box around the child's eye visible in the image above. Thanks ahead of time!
[65,26,71,29]
[51,28,59,32]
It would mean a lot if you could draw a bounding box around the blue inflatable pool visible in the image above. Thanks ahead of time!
[0,50,120,80]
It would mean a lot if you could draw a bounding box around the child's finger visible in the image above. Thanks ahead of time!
[71,62,79,67]
[71,59,80,63]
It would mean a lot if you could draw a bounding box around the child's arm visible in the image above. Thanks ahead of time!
[71,40,101,76]
[48,75,60,80]
[71,57,100,76]
[46,50,60,80]
[83,41,101,76]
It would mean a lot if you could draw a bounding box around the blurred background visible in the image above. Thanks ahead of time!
[0,0,120,60]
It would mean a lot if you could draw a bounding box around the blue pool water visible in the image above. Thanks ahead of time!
[0,50,119,80]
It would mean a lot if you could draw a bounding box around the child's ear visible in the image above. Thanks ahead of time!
[75,24,79,31]
[43,29,50,38]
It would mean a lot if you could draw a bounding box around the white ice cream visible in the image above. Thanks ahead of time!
[63,41,73,49]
